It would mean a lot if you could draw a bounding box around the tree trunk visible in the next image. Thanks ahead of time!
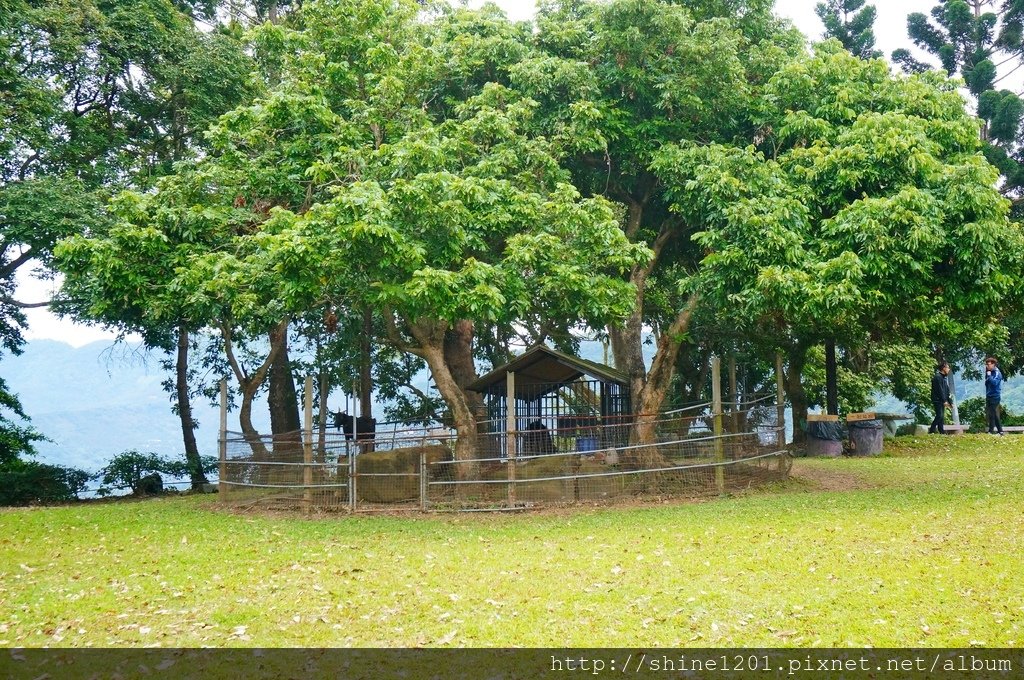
[786,345,809,445]
[824,338,839,415]
[444,319,482,416]
[409,319,480,481]
[610,307,647,411]
[268,324,301,457]
[238,382,267,458]
[317,368,329,463]
[175,325,207,490]
[623,295,699,468]
[359,307,373,418]
[222,320,289,459]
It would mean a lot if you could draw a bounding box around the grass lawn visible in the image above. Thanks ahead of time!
[1,434,1022,648]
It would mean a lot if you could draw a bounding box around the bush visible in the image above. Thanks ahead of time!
[959,396,1023,431]
[94,450,217,495]
[0,459,91,506]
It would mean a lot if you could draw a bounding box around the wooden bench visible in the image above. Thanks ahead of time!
[1000,426,1024,433]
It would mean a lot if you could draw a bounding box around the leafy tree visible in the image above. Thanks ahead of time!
[0,459,91,506]
[94,449,216,495]
[0,377,45,465]
[815,0,883,59]
[890,1,1024,389]
[652,43,1023,438]
[4,0,254,481]
[524,0,802,448]
[67,0,649,479]
[893,1,1024,196]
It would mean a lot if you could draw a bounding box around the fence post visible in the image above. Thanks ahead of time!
[775,352,790,476]
[218,379,227,501]
[712,356,724,494]
[349,380,357,513]
[728,354,738,432]
[506,369,516,507]
[303,375,313,515]
[419,447,428,512]
[775,353,786,447]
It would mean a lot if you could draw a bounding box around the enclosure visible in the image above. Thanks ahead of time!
[219,368,790,513]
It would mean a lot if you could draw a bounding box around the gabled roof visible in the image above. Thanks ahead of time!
[467,344,628,398]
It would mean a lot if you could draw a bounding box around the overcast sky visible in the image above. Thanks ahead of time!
[16,0,939,347]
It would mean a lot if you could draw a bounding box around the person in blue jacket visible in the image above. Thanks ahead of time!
[984,356,1004,435]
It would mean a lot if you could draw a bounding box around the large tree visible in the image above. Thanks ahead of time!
[652,43,1023,438]
[520,0,801,445]
[893,1,1024,198]
[2,0,253,478]
[59,0,649,478]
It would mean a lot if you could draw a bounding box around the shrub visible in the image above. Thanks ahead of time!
[94,450,217,495]
[959,396,1023,431]
[0,459,91,506]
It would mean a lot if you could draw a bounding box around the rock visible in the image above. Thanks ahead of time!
[137,472,163,495]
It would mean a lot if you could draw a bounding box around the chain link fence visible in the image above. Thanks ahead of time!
[219,398,788,513]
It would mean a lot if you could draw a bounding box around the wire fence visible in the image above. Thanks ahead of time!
[219,400,788,513]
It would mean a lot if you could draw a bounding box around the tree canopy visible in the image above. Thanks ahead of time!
[26,0,1024,471]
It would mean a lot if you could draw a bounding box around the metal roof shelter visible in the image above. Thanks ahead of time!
[468,344,629,397]
[469,345,632,458]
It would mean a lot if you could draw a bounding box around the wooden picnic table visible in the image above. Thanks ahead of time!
[872,412,914,438]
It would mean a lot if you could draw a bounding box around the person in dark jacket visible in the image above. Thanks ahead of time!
[984,356,1004,435]
[928,362,952,434]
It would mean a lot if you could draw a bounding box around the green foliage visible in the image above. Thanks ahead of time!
[815,0,882,60]
[958,395,1024,431]
[57,0,653,439]
[94,449,216,495]
[2,0,256,471]
[0,459,91,506]
[893,1,1024,204]
[0,377,45,465]
[656,43,1021,352]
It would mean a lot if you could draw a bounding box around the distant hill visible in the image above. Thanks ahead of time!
[2,339,265,472]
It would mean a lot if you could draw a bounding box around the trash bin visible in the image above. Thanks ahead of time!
[805,420,844,457]
[848,419,884,456]
[576,436,599,453]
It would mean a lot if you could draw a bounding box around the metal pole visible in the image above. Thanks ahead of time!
[712,356,724,495]
[419,448,427,512]
[728,354,738,432]
[506,370,516,507]
[775,353,787,447]
[218,379,227,500]
[303,375,313,515]
[349,380,357,512]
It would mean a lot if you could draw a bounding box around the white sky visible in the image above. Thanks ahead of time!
[13,0,941,347]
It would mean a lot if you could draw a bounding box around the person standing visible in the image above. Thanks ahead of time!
[984,356,1004,435]
[929,362,952,434]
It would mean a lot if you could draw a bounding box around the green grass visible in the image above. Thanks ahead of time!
[1,434,1022,648]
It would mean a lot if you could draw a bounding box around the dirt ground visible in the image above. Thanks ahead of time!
[787,459,877,492]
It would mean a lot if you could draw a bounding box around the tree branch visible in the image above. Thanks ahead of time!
[220,321,249,384]
[382,307,423,357]
[249,318,290,389]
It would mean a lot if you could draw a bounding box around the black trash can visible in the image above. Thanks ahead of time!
[848,419,884,456]
[805,420,844,457]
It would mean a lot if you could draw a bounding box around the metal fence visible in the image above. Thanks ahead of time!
[219,397,789,513]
